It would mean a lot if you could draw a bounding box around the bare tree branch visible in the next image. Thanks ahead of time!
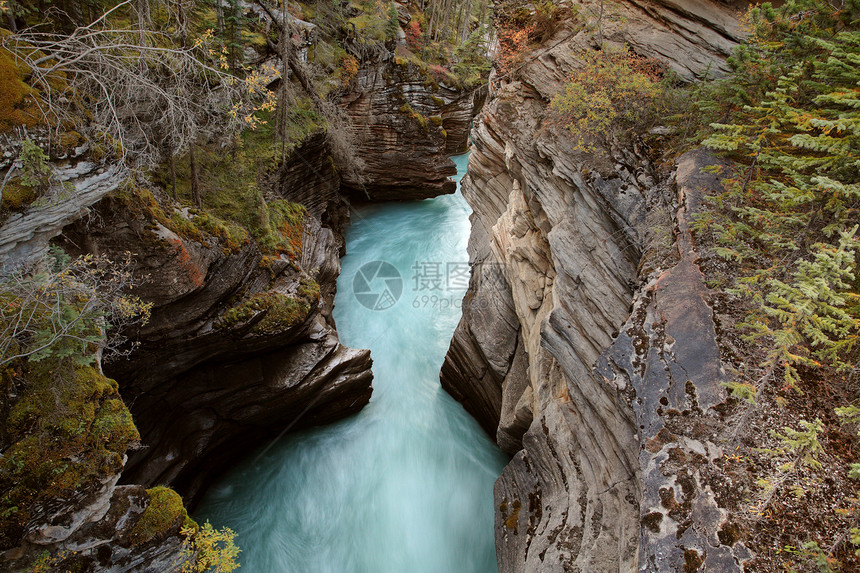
[1,6,248,167]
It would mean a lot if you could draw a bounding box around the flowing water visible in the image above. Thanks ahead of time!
[197,153,508,573]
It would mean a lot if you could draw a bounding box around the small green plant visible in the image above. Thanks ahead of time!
[722,380,757,403]
[836,405,860,480]
[18,139,51,194]
[386,4,400,40]
[451,26,492,87]
[772,419,825,470]
[836,404,860,558]
[0,250,152,368]
[180,521,241,573]
[782,541,839,573]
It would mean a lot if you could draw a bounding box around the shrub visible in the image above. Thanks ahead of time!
[406,20,423,50]
[181,521,240,573]
[0,249,152,368]
[497,23,534,74]
[550,47,663,151]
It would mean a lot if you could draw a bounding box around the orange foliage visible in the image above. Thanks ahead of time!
[279,219,303,259]
[549,48,663,151]
[497,24,534,74]
[340,54,359,85]
[405,20,422,50]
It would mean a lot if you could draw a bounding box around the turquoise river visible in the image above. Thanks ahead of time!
[198,153,509,572]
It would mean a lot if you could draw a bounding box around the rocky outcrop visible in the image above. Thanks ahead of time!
[0,161,125,269]
[0,135,374,573]
[441,2,749,570]
[594,149,753,570]
[340,60,483,201]
[265,131,348,229]
[57,182,372,509]
[3,479,190,573]
[606,0,745,79]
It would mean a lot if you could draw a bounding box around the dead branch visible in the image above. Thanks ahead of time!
[1,2,245,167]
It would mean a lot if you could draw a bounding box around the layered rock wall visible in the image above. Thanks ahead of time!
[60,192,373,506]
[341,60,482,200]
[442,2,751,569]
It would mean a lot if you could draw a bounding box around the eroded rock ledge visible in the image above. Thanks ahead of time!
[341,59,483,201]
[441,2,751,570]
[59,187,373,507]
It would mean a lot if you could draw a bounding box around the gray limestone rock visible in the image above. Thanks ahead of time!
[441,3,751,570]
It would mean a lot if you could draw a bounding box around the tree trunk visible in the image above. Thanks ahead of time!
[6,0,17,32]
[228,0,241,71]
[477,0,488,32]
[459,0,473,43]
[168,150,177,199]
[258,1,325,112]
[190,145,201,207]
[178,0,189,47]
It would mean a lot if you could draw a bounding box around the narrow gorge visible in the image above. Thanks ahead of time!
[2,0,858,570]
[197,154,507,572]
[0,5,492,564]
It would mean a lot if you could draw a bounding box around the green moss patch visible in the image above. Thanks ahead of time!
[399,103,428,130]
[0,362,140,544]
[217,289,316,335]
[0,181,37,211]
[113,186,250,254]
[127,487,196,546]
[0,47,41,131]
[257,200,306,258]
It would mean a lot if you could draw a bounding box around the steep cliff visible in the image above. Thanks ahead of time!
[58,182,374,507]
[441,1,753,569]
[341,59,483,201]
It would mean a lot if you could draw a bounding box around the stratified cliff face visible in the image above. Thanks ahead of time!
[441,2,751,570]
[341,60,483,201]
[59,186,373,507]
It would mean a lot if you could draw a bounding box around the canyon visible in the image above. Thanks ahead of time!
[0,49,479,570]
[0,0,807,569]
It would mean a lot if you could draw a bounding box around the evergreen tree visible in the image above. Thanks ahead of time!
[700,0,860,388]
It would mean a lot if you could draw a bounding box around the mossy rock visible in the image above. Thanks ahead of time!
[127,487,196,546]
[257,200,306,257]
[113,186,250,254]
[0,48,41,131]
[217,291,313,334]
[1,181,37,211]
[58,130,83,150]
[0,361,140,544]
